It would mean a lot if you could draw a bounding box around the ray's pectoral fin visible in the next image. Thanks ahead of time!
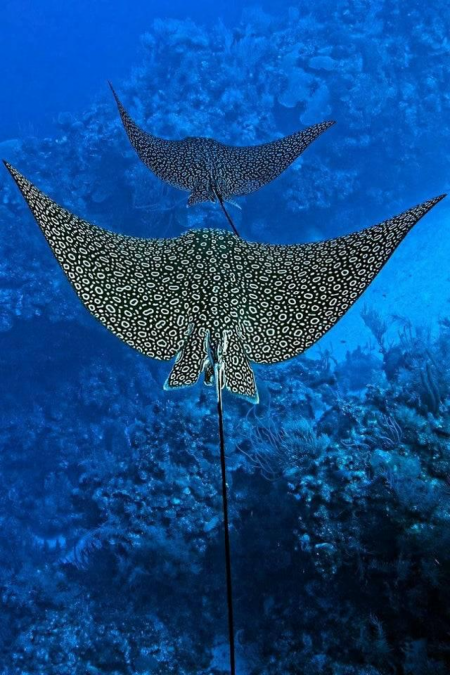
[241,194,447,366]
[3,161,186,362]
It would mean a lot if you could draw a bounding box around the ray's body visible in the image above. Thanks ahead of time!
[109,83,335,236]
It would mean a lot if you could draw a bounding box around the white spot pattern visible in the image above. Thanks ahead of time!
[110,83,334,206]
[4,162,445,403]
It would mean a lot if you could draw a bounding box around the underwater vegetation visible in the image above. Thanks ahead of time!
[0,2,449,674]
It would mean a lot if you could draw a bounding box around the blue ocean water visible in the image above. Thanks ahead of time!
[0,1,449,673]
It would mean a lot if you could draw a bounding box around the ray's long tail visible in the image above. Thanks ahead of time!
[216,365,236,674]
[213,188,241,237]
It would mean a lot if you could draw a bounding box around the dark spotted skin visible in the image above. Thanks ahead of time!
[109,83,335,207]
[4,162,445,403]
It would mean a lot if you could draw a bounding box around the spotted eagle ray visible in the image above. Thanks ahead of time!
[3,161,445,675]
[109,83,335,236]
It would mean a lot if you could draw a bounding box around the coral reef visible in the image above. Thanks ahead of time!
[1,312,450,673]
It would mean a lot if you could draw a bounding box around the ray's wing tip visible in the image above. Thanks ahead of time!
[395,193,447,229]
[2,161,34,191]
[304,119,336,137]
[419,193,447,212]
[432,193,447,204]
[2,160,22,183]
[108,81,122,108]
[315,120,336,131]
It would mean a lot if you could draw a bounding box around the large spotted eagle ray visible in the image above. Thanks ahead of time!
[3,161,445,675]
[109,83,335,236]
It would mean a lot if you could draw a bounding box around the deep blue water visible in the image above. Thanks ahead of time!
[1,1,450,673]
[0,0,248,140]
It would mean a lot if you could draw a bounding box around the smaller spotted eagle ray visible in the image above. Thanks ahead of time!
[109,83,335,236]
[3,161,445,675]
